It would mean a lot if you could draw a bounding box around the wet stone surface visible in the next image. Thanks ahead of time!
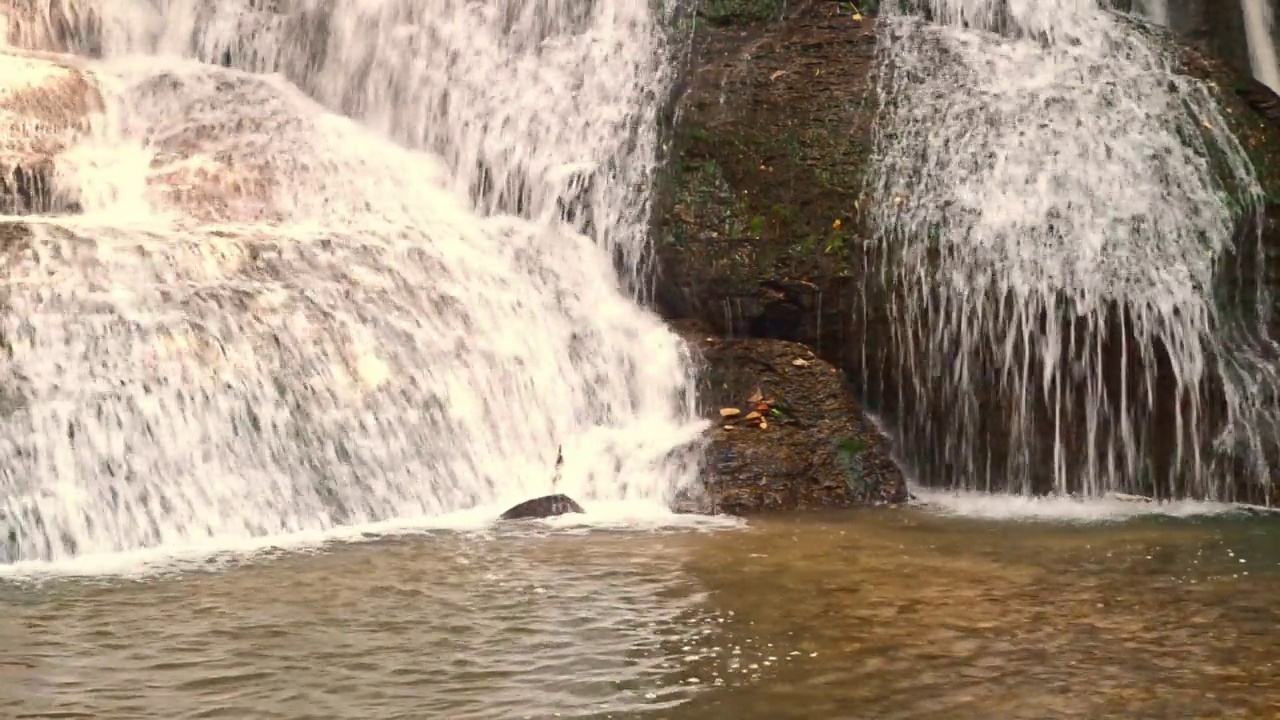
[673,320,906,514]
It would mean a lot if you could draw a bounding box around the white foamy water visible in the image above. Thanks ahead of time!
[0,501,743,580]
[869,0,1277,502]
[0,0,709,566]
[912,487,1273,523]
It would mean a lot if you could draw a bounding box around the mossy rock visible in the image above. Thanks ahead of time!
[655,8,885,365]
[671,320,907,512]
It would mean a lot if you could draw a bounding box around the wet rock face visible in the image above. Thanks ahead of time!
[0,50,101,215]
[1164,0,1251,80]
[653,7,886,383]
[653,8,908,497]
[673,321,906,514]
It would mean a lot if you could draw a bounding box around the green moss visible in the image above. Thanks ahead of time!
[657,13,879,285]
[697,0,785,27]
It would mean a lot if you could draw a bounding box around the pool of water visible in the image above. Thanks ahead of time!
[2,506,1278,719]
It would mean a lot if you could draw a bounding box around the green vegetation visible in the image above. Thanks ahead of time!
[697,0,785,26]
[835,437,872,495]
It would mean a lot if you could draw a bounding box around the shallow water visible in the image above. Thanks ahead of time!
[3,507,1278,719]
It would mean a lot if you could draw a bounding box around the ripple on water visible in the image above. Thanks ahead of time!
[5,511,1278,720]
[0,525,744,720]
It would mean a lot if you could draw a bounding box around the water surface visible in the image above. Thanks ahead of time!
[3,508,1277,719]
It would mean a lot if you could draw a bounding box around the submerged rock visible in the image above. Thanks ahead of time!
[499,494,585,521]
[673,320,907,514]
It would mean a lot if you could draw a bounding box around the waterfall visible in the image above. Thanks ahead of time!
[0,0,706,564]
[867,0,1277,502]
[1242,0,1280,94]
[1138,0,1168,25]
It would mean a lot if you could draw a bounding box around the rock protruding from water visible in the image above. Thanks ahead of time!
[0,50,99,214]
[499,494,585,521]
[671,321,907,514]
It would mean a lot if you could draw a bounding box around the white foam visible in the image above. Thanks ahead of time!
[913,486,1271,523]
[0,503,742,580]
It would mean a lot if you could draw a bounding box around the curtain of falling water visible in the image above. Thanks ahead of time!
[0,0,707,564]
[1241,0,1280,93]
[866,0,1278,502]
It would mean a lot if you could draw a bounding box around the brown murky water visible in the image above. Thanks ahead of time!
[2,509,1278,719]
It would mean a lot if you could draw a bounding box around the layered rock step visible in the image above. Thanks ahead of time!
[0,49,100,215]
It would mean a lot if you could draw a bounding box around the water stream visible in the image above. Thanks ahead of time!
[0,0,707,566]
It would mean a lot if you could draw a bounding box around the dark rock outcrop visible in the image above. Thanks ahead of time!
[654,4,884,382]
[499,494,585,521]
[674,320,906,514]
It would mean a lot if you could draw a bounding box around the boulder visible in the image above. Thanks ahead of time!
[672,320,907,514]
[0,49,99,214]
[499,494,585,521]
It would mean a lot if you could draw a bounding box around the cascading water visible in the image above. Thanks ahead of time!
[1137,0,1167,26]
[867,0,1278,503]
[0,0,707,565]
[1242,0,1280,94]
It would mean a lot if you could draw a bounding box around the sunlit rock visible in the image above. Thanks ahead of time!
[134,71,282,224]
[124,69,358,225]
[0,49,100,214]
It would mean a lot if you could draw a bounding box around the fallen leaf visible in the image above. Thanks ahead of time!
[769,70,788,81]
[760,420,769,430]
[723,425,734,431]
[756,403,771,412]
[792,358,811,367]
[832,218,842,230]
[720,407,742,417]
[748,388,764,403]
[745,411,762,421]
